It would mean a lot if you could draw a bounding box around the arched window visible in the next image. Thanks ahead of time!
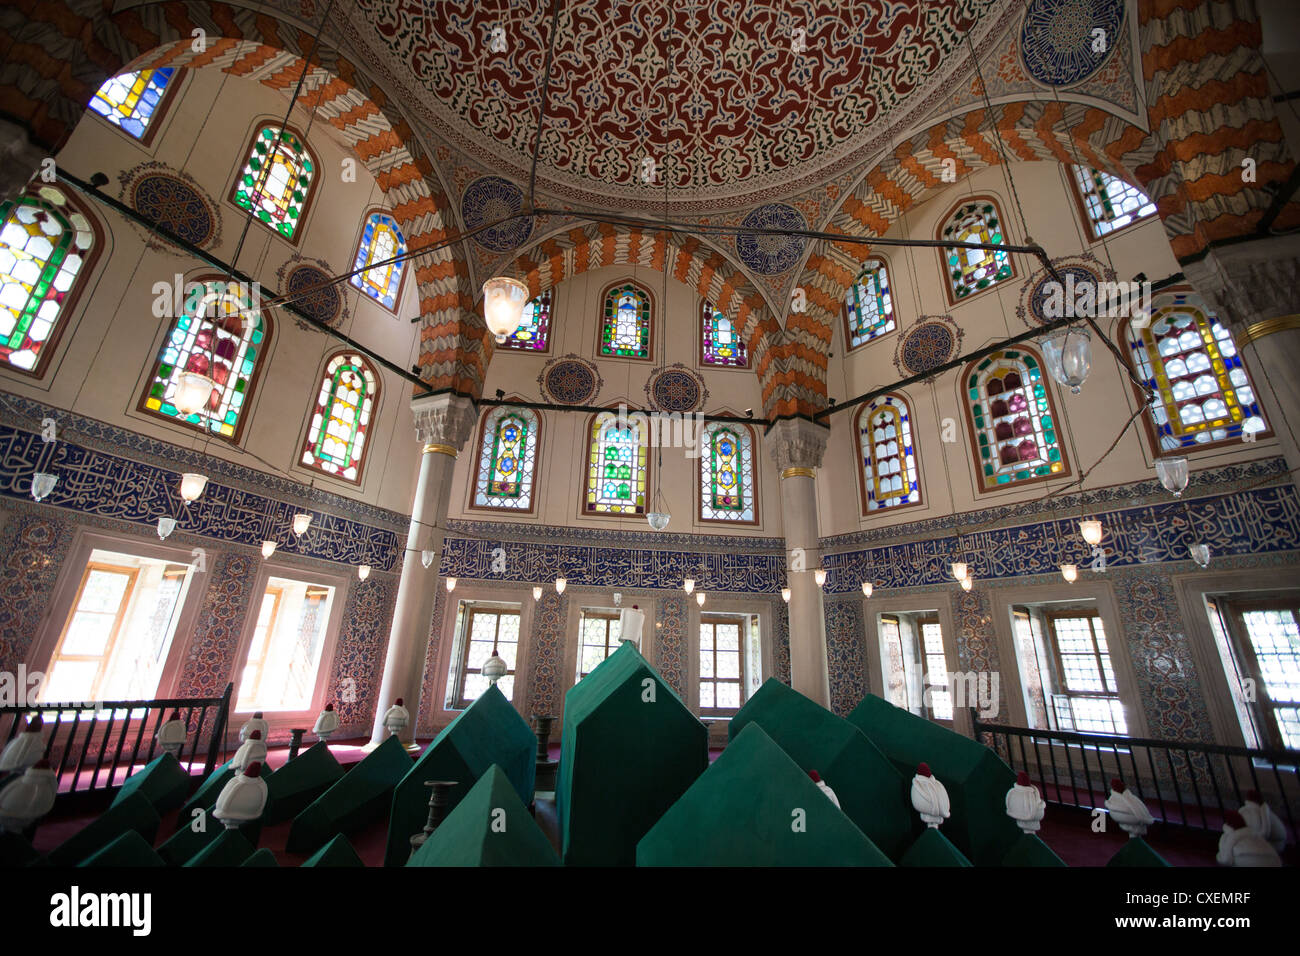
[498,290,551,352]
[843,258,896,350]
[940,198,1014,302]
[0,186,98,376]
[700,300,747,367]
[584,411,647,514]
[349,211,407,311]
[965,347,1067,491]
[855,394,921,513]
[89,68,177,142]
[1125,292,1268,451]
[1071,166,1156,240]
[599,281,652,360]
[699,422,757,523]
[471,405,541,512]
[300,351,379,483]
[231,124,316,242]
[140,277,269,442]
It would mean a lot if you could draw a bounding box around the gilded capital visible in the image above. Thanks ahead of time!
[766,417,829,472]
[411,393,478,450]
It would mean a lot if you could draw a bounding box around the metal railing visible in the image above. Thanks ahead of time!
[1,683,233,794]
[971,710,1299,838]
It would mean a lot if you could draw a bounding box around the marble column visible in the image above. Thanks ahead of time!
[768,417,832,707]
[1183,236,1300,480]
[369,392,478,745]
[0,118,46,203]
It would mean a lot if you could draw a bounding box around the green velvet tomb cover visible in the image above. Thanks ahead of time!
[847,694,1021,865]
[731,678,912,859]
[383,682,537,867]
[240,847,279,867]
[301,833,365,867]
[182,828,255,867]
[407,764,560,867]
[900,827,973,867]
[179,758,234,819]
[157,809,262,865]
[287,734,412,854]
[262,742,345,825]
[1107,838,1170,867]
[637,723,893,866]
[76,830,166,868]
[1001,833,1068,866]
[558,641,708,866]
[111,752,192,814]
[47,792,161,866]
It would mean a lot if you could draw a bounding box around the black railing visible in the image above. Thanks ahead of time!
[1,683,233,795]
[971,710,1299,839]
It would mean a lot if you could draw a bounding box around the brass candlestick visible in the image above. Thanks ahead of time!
[409,779,458,859]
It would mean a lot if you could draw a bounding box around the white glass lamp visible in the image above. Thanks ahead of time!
[683,578,695,595]
[421,550,435,569]
[1079,519,1103,546]
[31,472,57,502]
[173,371,216,416]
[814,568,827,587]
[358,564,371,581]
[554,576,566,595]
[696,592,706,607]
[1155,457,1189,497]
[1189,543,1211,568]
[532,586,543,601]
[482,276,530,343]
[157,517,177,540]
[261,540,276,559]
[1040,327,1092,393]
[1060,563,1078,583]
[960,576,974,591]
[179,472,208,503]
[861,581,873,597]
[951,561,968,582]
[292,513,313,536]
[445,576,457,592]
[781,587,791,603]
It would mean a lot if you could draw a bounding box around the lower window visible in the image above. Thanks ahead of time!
[877,610,950,721]
[1211,597,1300,750]
[237,576,336,713]
[699,613,761,716]
[446,601,521,708]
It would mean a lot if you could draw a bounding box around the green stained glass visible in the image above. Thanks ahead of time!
[599,283,651,359]
[235,124,315,241]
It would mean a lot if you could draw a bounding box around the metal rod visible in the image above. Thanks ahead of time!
[478,396,766,425]
[526,0,563,210]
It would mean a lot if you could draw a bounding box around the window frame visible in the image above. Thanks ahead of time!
[578,407,651,519]
[449,601,523,710]
[1220,597,1300,752]
[226,121,320,247]
[496,288,554,354]
[697,419,760,526]
[936,194,1017,306]
[853,392,923,516]
[297,349,382,486]
[841,254,899,352]
[43,561,141,704]
[596,279,655,363]
[916,614,953,723]
[1044,609,1128,736]
[697,297,750,370]
[347,207,409,314]
[697,611,755,718]
[468,401,543,515]
[88,67,183,148]
[576,608,622,680]
[1067,164,1158,243]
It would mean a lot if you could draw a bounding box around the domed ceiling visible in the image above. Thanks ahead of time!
[348,0,1013,211]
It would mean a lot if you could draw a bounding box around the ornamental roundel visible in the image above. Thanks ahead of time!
[894,315,964,379]
[644,364,709,414]
[461,176,533,253]
[119,162,221,252]
[1020,0,1124,88]
[538,354,603,405]
[1015,254,1118,329]
[736,203,807,275]
[277,256,349,330]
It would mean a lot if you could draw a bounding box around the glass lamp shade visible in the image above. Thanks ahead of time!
[1079,519,1103,546]
[445,576,457,592]
[532,586,543,601]
[554,577,567,594]
[157,517,177,541]
[482,653,508,683]
[261,540,276,559]
[179,472,208,503]
[358,564,371,581]
[421,550,435,569]
[951,562,967,581]
[861,581,873,597]
[173,371,216,416]
[1155,457,1189,497]
[1061,563,1078,583]
[647,512,670,531]
[814,568,827,587]
[482,276,530,343]
[683,578,695,595]
[31,471,57,502]
[960,576,974,591]
[1040,327,1092,393]
[292,513,313,536]
[1189,543,1211,568]
[696,591,706,606]
[781,587,791,603]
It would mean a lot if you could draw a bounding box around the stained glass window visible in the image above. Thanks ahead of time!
[0,187,96,375]
[232,125,316,241]
[142,277,268,441]
[472,406,540,511]
[843,258,896,349]
[966,348,1067,490]
[301,351,378,483]
[89,68,176,141]
[699,423,756,522]
[701,300,747,367]
[599,282,651,359]
[1072,166,1157,239]
[584,412,647,514]
[1126,293,1266,450]
[349,212,407,311]
[498,290,551,351]
[941,199,1013,301]
[856,395,921,512]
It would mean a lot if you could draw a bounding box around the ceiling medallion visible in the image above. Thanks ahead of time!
[461,176,533,253]
[538,354,603,405]
[1016,253,1117,329]
[736,203,807,275]
[118,161,221,252]
[277,256,348,330]
[645,364,708,414]
[1020,0,1125,88]
[894,315,964,380]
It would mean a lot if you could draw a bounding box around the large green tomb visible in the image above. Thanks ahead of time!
[286,734,412,853]
[111,753,192,814]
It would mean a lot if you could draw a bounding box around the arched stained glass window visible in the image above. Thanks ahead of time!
[699,422,756,523]
[301,351,379,483]
[599,282,652,359]
[141,277,268,442]
[856,395,921,512]
[0,187,97,376]
[701,300,747,367]
[843,258,896,350]
[89,68,176,141]
[1126,293,1267,450]
[1072,166,1157,240]
[232,125,316,241]
[349,212,407,311]
[584,412,647,514]
[966,348,1067,491]
[941,198,1013,301]
[498,290,551,351]
[472,406,541,512]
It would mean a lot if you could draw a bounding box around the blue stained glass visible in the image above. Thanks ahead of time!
[90,68,175,140]
[350,212,407,310]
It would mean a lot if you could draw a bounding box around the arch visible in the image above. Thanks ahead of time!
[299,349,381,485]
[853,393,922,515]
[597,278,654,361]
[842,254,898,352]
[581,406,650,518]
[469,401,543,514]
[229,121,320,245]
[698,418,759,525]
[936,194,1016,304]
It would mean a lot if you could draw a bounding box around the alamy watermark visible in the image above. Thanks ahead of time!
[1040,273,1153,329]
[605,403,707,458]
[924,670,1000,719]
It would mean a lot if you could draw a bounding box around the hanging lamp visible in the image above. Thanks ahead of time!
[1040,326,1092,393]
[482,277,530,343]
[1155,457,1189,497]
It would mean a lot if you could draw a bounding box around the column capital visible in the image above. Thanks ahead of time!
[1181,235,1300,330]
[766,417,829,473]
[410,392,478,452]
